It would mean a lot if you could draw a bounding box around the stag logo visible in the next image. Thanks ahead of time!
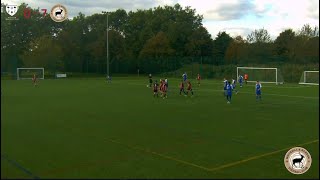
[50,4,67,22]
[284,147,312,174]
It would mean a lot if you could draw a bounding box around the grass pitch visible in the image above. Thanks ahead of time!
[1,77,319,178]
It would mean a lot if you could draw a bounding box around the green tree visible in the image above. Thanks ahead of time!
[185,26,213,57]
[139,31,174,58]
[1,3,62,72]
[20,35,63,71]
[278,24,320,64]
[124,9,150,57]
[58,13,88,72]
[247,28,272,43]
[246,29,274,63]
[212,31,233,65]
[298,24,319,39]
[225,35,248,64]
[274,29,296,63]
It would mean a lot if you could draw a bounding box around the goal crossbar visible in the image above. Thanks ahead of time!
[17,68,45,80]
[237,67,283,84]
[299,71,319,85]
[237,67,278,70]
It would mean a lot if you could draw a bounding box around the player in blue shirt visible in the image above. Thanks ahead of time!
[226,81,233,103]
[182,72,187,82]
[223,78,228,97]
[238,75,243,87]
[256,81,262,101]
[232,78,238,94]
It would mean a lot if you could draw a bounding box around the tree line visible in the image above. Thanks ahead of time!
[1,3,319,76]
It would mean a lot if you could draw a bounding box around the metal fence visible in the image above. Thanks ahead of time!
[1,55,319,82]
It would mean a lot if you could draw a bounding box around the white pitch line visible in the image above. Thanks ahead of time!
[126,82,318,99]
[127,80,314,89]
[256,93,319,99]
[195,88,319,100]
[198,82,314,88]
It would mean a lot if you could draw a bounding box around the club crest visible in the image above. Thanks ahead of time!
[284,147,312,174]
[6,5,18,16]
[50,4,68,22]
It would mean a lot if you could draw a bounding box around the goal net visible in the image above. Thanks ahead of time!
[299,71,319,85]
[17,68,44,80]
[237,67,284,84]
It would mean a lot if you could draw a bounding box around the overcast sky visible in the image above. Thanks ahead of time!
[2,0,319,39]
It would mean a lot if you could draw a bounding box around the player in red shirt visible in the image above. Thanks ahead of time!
[244,73,248,85]
[179,80,186,96]
[32,74,37,86]
[186,81,194,96]
[159,79,163,97]
[153,80,159,97]
[162,80,167,99]
[197,73,201,87]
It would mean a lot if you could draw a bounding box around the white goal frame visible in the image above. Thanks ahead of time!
[17,68,44,80]
[237,67,283,84]
[299,71,319,85]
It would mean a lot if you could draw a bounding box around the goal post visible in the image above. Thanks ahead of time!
[17,68,44,80]
[299,71,319,85]
[236,67,284,84]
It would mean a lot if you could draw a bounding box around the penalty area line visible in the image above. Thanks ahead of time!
[198,88,319,99]
[209,139,319,172]
[105,138,212,172]
[1,154,41,179]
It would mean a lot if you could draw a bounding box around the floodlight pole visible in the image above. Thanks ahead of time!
[107,12,109,76]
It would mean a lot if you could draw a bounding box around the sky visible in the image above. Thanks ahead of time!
[2,0,319,40]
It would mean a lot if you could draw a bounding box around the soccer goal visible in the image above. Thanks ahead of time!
[299,71,319,85]
[237,67,284,84]
[17,68,44,80]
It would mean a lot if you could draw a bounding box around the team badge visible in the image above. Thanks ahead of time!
[50,4,68,22]
[284,147,312,174]
[6,5,18,16]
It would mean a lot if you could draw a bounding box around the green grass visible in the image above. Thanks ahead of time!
[1,77,319,178]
